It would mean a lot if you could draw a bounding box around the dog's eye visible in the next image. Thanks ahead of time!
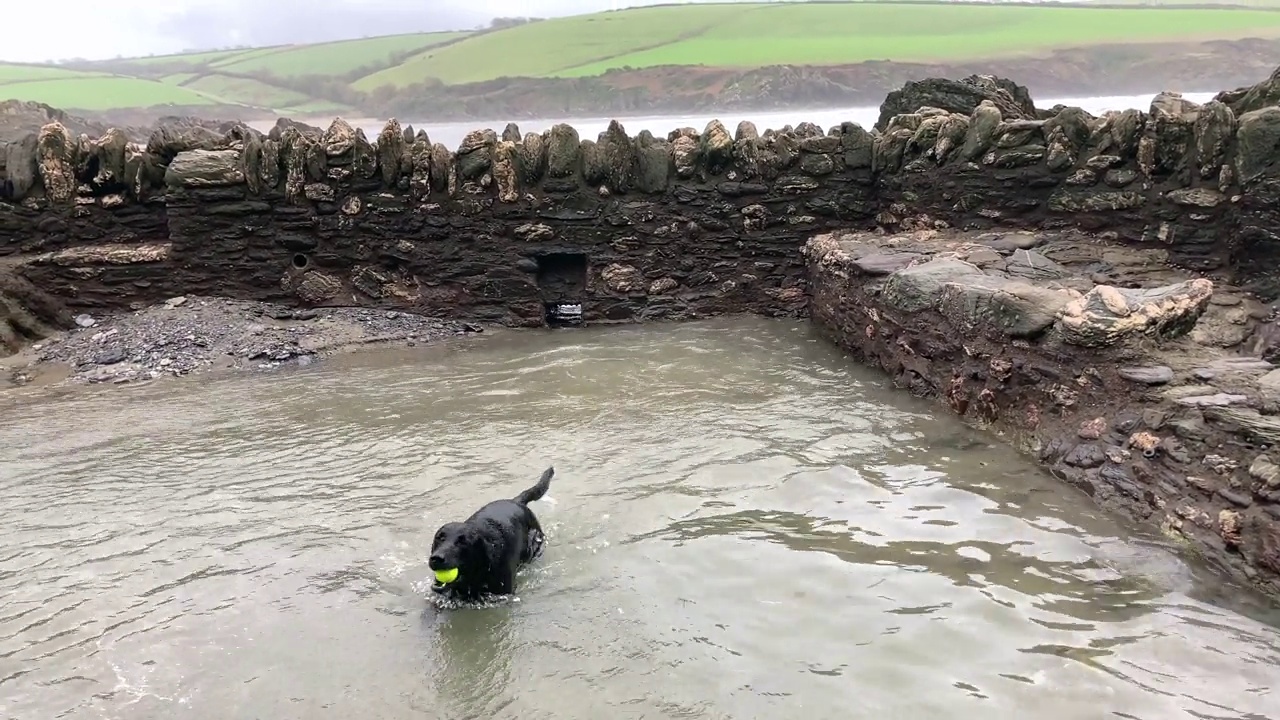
[435,531,445,543]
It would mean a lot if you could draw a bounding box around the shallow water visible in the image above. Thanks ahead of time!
[1,317,1278,720]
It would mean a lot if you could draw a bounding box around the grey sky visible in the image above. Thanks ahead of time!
[5,0,718,63]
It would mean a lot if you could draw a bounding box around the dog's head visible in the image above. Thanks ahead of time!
[428,521,482,577]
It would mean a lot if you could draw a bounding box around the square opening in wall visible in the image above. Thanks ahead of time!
[535,252,587,327]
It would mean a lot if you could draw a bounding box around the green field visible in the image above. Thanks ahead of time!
[182,74,313,107]
[122,47,267,68]
[214,32,470,77]
[358,3,1280,87]
[0,64,109,83]
[0,76,221,110]
[1,1,1279,113]
[352,7,734,89]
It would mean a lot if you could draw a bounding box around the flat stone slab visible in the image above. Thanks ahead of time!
[1119,365,1174,385]
[851,253,924,275]
[1175,393,1250,407]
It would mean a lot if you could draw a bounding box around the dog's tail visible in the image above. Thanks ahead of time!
[514,466,554,505]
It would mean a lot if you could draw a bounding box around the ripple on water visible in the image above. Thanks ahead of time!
[1,317,1277,720]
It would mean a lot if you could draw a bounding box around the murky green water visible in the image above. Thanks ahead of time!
[2,317,1277,719]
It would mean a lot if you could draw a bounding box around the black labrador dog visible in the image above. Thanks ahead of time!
[428,467,554,602]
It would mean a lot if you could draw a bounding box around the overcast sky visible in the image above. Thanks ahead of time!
[4,0,727,63]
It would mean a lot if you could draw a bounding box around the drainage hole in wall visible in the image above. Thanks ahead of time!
[292,254,310,269]
[545,302,584,328]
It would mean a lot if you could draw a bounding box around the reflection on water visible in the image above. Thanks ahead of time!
[0,317,1277,719]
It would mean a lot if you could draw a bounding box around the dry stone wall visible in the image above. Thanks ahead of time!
[2,70,1280,349]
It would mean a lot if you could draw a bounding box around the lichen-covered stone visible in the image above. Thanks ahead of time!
[284,134,307,202]
[545,124,581,179]
[634,130,671,194]
[1194,101,1236,180]
[1058,279,1214,347]
[164,149,245,189]
[35,122,79,202]
[352,128,377,179]
[456,129,497,182]
[4,132,39,199]
[840,122,874,169]
[1235,107,1280,185]
[89,128,129,187]
[377,119,405,184]
[410,136,432,199]
[305,137,326,182]
[430,141,451,194]
[1047,189,1144,212]
[492,140,519,202]
[517,132,547,185]
[876,74,1037,131]
[1147,91,1199,176]
[959,101,1003,162]
[700,120,734,172]
[291,270,343,304]
[304,183,335,202]
[601,263,644,293]
[260,138,281,189]
[146,122,222,161]
[240,131,263,194]
[672,134,699,178]
[323,118,357,157]
[591,120,638,193]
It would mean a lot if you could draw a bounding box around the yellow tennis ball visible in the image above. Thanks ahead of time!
[434,567,459,584]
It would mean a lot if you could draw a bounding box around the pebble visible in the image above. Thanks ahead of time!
[74,314,96,328]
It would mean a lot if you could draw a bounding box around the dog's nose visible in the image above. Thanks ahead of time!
[428,554,444,569]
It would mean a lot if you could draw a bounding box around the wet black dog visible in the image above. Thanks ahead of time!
[428,467,554,602]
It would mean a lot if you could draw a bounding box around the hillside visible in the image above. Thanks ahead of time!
[0,30,470,118]
[2,1,1280,123]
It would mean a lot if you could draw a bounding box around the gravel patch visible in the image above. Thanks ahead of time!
[10,295,483,387]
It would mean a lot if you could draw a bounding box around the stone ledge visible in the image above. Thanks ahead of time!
[806,227,1280,595]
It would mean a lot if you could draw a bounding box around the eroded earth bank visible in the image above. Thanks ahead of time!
[4,67,1280,597]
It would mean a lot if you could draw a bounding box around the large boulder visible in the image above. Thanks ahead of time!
[1215,65,1280,117]
[1235,107,1280,186]
[1057,279,1214,347]
[876,74,1037,132]
[4,132,38,198]
[879,258,1070,338]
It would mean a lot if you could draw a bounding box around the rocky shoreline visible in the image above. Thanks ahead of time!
[806,227,1280,596]
[1,297,483,390]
